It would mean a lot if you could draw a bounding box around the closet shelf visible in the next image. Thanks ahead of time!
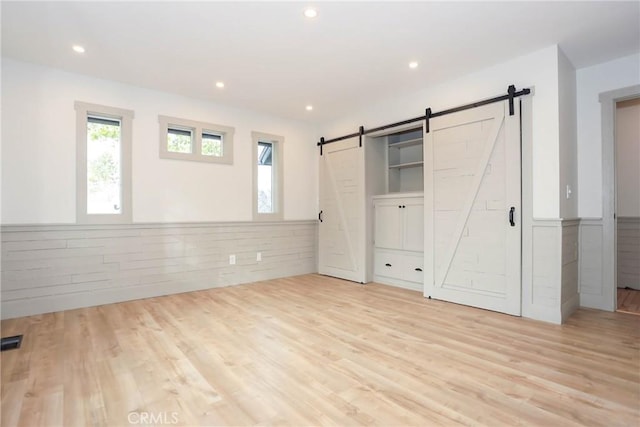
[388,138,423,149]
[388,161,424,169]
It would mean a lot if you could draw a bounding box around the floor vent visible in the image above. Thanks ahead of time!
[1,335,23,351]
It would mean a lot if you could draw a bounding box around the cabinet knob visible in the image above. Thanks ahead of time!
[415,268,422,272]
[385,263,392,267]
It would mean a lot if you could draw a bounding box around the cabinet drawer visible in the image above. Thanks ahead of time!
[374,250,404,279]
[404,253,424,284]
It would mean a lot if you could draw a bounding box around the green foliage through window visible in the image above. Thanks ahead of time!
[167,128,192,153]
[202,133,223,156]
[86,120,121,214]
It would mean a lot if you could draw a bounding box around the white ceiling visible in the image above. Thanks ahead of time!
[2,1,639,124]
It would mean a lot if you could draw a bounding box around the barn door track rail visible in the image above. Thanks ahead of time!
[317,85,531,155]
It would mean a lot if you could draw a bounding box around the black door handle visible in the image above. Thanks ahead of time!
[509,207,515,226]
[385,263,392,267]
[415,268,422,272]
[318,210,323,223]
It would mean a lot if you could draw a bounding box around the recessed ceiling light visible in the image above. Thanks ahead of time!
[409,61,418,69]
[306,105,313,111]
[304,7,318,18]
[72,45,85,54]
[215,81,225,88]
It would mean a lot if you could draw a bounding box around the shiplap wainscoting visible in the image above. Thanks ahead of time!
[561,219,580,320]
[618,217,640,290]
[523,219,579,324]
[0,221,317,319]
[579,218,608,309]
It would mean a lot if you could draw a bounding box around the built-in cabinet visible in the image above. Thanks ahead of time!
[373,194,424,291]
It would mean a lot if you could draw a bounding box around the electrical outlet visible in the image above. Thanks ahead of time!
[257,252,262,262]
[229,254,236,265]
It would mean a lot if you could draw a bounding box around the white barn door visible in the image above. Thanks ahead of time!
[318,137,366,283]
[424,101,521,315]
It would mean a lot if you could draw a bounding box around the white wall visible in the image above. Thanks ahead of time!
[321,45,562,219]
[1,58,319,224]
[558,48,578,219]
[616,98,640,217]
[576,53,640,218]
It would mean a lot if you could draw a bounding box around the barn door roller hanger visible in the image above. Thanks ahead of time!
[317,85,531,155]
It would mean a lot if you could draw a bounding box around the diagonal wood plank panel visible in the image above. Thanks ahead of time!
[1,274,638,426]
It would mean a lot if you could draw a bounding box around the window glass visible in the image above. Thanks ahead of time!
[252,131,283,220]
[76,101,133,224]
[86,116,121,214]
[202,132,223,156]
[257,141,274,213]
[167,127,192,153]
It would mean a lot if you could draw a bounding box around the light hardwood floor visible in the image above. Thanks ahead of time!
[618,287,640,315]
[2,274,639,426]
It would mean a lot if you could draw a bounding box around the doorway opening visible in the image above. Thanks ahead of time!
[600,85,640,313]
[614,97,640,315]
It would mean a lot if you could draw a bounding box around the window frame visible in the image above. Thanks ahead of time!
[75,101,134,224]
[252,131,284,221]
[158,115,234,164]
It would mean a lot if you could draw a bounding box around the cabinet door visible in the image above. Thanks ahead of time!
[374,202,403,249]
[403,200,424,252]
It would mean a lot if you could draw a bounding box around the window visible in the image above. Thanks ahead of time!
[159,116,234,164]
[258,142,274,213]
[252,131,284,220]
[75,101,134,224]
[167,127,192,154]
